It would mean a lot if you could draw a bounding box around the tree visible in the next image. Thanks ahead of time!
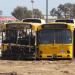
[50,3,75,19]
[11,6,44,20]
[33,9,44,18]
[11,6,32,20]
[50,8,62,18]
[71,4,75,18]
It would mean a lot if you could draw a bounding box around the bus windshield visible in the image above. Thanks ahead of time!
[38,29,72,44]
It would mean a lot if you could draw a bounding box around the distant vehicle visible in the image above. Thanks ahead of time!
[55,19,74,23]
[22,18,46,24]
[55,19,75,27]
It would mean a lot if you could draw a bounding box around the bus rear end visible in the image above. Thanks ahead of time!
[1,22,36,60]
[37,23,74,59]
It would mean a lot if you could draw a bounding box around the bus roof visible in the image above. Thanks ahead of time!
[55,19,75,27]
[22,18,46,24]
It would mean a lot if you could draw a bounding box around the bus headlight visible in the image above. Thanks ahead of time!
[39,51,42,54]
[67,50,70,54]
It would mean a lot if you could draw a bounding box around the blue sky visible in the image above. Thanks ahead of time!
[0,0,75,16]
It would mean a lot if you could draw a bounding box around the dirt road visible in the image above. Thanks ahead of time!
[0,60,75,75]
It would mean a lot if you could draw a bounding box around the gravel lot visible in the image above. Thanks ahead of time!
[0,60,75,75]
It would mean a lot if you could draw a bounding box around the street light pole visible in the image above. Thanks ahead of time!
[31,0,34,18]
[46,0,48,23]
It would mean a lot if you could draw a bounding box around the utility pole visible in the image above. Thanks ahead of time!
[46,0,48,23]
[31,0,34,18]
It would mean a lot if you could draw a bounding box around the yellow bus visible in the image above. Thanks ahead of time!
[0,22,38,60]
[37,22,74,59]
[0,22,74,60]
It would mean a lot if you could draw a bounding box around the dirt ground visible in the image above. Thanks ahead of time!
[0,60,75,75]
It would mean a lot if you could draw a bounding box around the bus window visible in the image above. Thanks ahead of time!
[38,29,72,44]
